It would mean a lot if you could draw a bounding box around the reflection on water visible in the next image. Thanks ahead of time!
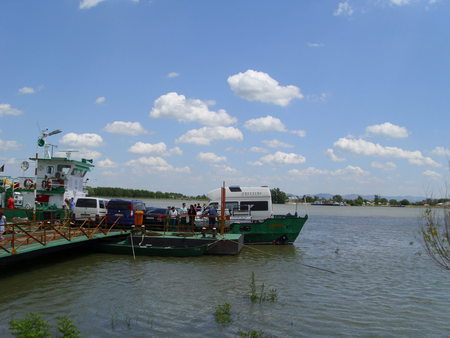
[0,205,449,337]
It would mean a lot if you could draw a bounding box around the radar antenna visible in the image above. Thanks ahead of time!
[57,150,78,160]
[37,128,62,159]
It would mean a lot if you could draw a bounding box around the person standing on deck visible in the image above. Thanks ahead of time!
[69,198,75,218]
[188,204,196,228]
[169,206,178,228]
[208,204,217,228]
[7,196,14,209]
[180,202,188,225]
[0,212,6,240]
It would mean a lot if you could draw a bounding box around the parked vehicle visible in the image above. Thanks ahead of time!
[74,197,109,222]
[143,207,169,225]
[106,199,146,226]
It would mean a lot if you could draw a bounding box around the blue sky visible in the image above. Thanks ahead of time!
[1,0,449,197]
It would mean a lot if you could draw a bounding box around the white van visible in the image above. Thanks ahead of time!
[74,197,109,222]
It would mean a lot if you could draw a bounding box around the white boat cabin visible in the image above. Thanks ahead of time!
[207,186,273,222]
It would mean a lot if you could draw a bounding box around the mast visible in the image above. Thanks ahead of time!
[220,181,226,235]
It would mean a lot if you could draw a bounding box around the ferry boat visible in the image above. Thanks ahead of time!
[206,185,308,244]
[0,129,93,221]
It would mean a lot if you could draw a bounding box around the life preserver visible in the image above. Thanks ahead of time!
[24,178,34,189]
[41,179,52,191]
[13,182,20,189]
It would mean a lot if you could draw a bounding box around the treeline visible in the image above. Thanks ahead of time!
[86,186,207,200]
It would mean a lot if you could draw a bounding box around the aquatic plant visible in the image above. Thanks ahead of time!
[238,329,265,337]
[249,272,278,303]
[9,313,80,338]
[214,303,232,325]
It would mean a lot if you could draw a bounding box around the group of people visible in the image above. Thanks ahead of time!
[167,202,218,228]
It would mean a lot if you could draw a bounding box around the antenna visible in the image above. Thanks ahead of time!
[37,128,62,158]
[58,150,78,160]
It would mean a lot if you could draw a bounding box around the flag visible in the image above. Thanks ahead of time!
[0,165,4,172]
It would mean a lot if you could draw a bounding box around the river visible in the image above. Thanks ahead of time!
[0,201,449,337]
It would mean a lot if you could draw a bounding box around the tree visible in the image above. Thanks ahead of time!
[270,188,288,204]
[421,207,450,270]
[332,195,343,203]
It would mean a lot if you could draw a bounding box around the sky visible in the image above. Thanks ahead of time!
[0,0,449,198]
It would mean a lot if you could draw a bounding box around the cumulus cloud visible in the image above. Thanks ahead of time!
[97,158,117,168]
[307,42,324,47]
[104,121,147,136]
[431,146,450,156]
[150,92,236,126]
[18,87,36,94]
[227,70,303,106]
[197,152,227,163]
[325,148,345,162]
[244,115,287,132]
[95,96,106,104]
[333,137,440,167]
[129,142,167,155]
[0,139,20,151]
[288,165,368,177]
[371,161,397,171]
[334,1,353,16]
[79,0,106,9]
[247,161,263,166]
[212,164,238,175]
[423,170,442,180]
[60,133,103,148]
[176,126,243,145]
[0,103,24,117]
[366,122,409,138]
[167,72,180,78]
[126,156,190,174]
[262,139,293,149]
[260,151,306,165]
[389,0,411,6]
[249,146,269,153]
[290,130,306,137]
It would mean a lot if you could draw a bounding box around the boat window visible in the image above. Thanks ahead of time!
[71,168,84,177]
[57,165,71,175]
[46,166,54,175]
[229,186,242,192]
[225,201,238,211]
[240,201,269,211]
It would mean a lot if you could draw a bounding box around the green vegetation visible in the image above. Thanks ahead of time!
[249,272,278,303]
[421,207,449,271]
[270,188,288,204]
[214,303,232,325]
[86,186,206,200]
[9,313,80,338]
[238,330,265,337]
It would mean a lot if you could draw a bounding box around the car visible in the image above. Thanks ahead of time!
[143,207,170,225]
[74,197,109,222]
[106,199,146,226]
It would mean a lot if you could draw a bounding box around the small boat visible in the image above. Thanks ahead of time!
[97,236,208,257]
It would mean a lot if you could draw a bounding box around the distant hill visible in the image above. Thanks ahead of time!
[288,193,425,203]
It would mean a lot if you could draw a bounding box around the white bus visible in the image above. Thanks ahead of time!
[206,186,273,222]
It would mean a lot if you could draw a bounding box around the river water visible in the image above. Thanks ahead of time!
[0,201,449,337]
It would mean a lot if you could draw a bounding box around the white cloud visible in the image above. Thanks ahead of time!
[60,132,103,148]
[389,0,411,6]
[169,146,183,156]
[227,69,303,106]
[262,139,293,148]
[104,121,147,136]
[97,158,117,168]
[0,103,24,117]
[249,146,268,153]
[247,161,263,166]
[79,0,106,9]
[307,42,324,47]
[423,170,442,180]
[167,72,180,78]
[371,161,397,171]
[333,137,440,167]
[176,126,243,145]
[126,156,190,174]
[260,151,306,165]
[431,146,450,156]
[212,164,238,175]
[197,152,227,163]
[129,142,167,155]
[244,115,287,132]
[95,96,106,104]
[0,139,20,151]
[334,1,354,16]
[18,87,36,94]
[289,165,368,177]
[325,148,345,162]
[366,122,409,138]
[150,92,236,126]
[290,130,306,137]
